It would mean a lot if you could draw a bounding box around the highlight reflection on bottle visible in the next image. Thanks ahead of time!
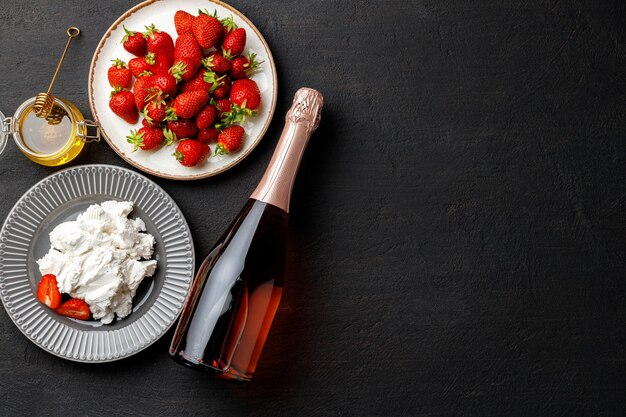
[169,88,323,381]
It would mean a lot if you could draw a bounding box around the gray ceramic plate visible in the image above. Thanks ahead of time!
[0,164,194,362]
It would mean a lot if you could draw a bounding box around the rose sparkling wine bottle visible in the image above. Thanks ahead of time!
[169,88,323,382]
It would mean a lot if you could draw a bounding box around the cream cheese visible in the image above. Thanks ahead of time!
[37,200,156,324]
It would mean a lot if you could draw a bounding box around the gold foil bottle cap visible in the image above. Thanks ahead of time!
[286,88,323,132]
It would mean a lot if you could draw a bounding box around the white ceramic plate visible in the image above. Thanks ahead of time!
[89,0,277,180]
[0,164,194,362]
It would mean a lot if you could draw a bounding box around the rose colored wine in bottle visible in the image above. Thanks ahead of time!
[169,88,323,381]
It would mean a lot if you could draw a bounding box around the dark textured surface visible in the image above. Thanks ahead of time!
[0,0,625,416]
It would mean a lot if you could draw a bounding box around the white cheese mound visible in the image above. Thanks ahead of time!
[37,200,157,324]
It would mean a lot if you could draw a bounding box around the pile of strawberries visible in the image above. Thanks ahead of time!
[108,9,263,167]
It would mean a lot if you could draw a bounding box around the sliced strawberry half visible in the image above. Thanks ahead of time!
[55,299,91,321]
[36,274,62,309]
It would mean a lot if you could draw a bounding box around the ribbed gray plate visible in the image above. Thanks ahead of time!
[0,164,194,362]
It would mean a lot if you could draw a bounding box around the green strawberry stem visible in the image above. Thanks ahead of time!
[169,61,187,82]
[222,48,234,60]
[126,129,145,152]
[220,15,238,32]
[111,58,127,68]
[145,52,156,65]
[165,107,178,121]
[109,86,126,97]
[244,53,263,75]
[140,109,153,125]
[121,26,136,43]
[143,24,159,37]
[214,143,229,156]
[163,128,177,146]
[173,149,184,161]
[198,8,218,17]
[215,103,255,129]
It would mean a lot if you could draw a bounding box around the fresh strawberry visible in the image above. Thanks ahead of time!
[216,125,245,154]
[133,75,153,110]
[170,56,201,82]
[167,119,198,139]
[214,98,232,114]
[127,126,165,151]
[121,26,147,56]
[180,70,212,93]
[229,78,261,110]
[222,28,246,58]
[55,299,90,321]
[173,139,210,166]
[144,25,175,61]
[110,88,139,124]
[174,10,195,35]
[145,52,172,74]
[212,80,230,99]
[108,59,132,88]
[166,90,209,119]
[203,51,231,75]
[195,105,218,129]
[196,127,218,143]
[220,15,238,36]
[193,10,223,49]
[129,56,153,77]
[174,33,203,61]
[229,53,262,79]
[142,92,168,125]
[36,274,62,309]
[151,72,178,96]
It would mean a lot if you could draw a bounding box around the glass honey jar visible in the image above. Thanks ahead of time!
[0,96,99,166]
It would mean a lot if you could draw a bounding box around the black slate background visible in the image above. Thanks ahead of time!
[0,1,625,416]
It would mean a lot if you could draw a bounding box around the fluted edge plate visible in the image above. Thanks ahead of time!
[0,164,194,362]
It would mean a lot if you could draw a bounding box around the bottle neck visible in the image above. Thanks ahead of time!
[250,121,311,213]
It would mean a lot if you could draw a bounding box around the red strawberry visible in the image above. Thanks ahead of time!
[142,92,168,125]
[229,53,262,79]
[108,59,132,88]
[195,105,218,129]
[203,51,231,75]
[222,28,246,58]
[216,125,245,154]
[212,80,230,99]
[55,299,90,321]
[167,119,198,139]
[173,139,210,166]
[133,75,153,110]
[167,90,209,119]
[128,56,153,77]
[145,52,172,74]
[36,274,62,309]
[174,33,203,61]
[170,56,201,82]
[174,10,195,35]
[193,10,222,49]
[151,73,178,96]
[196,127,218,143]
[110,88,139,124]
[180,70,212,93]
[127,126,165,151]
[121,26,147,57]
[144,25,175,61]
[229,78,261,110]
[214,98,232,114]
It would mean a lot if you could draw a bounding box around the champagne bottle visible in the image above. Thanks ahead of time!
[169,88,323,381]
